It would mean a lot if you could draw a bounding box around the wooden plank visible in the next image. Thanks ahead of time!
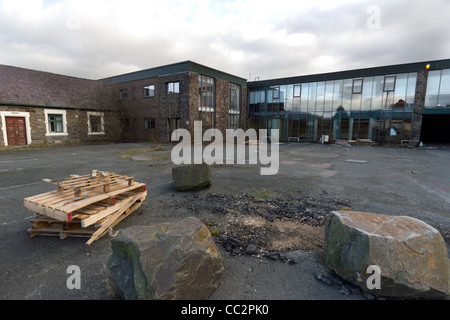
[86,193,143,245]
[58,183,146,214]
[27,227,95,239]
[80,190,146,228]
[24,201,73,222]
[56,172,133,191]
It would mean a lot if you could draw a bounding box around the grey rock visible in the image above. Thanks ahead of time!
[324,210,450,299]
[107,217,225,300]
[172,164,212,191]
[245,244,258,255]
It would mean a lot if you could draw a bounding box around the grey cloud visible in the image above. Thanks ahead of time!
[0,0,449,80]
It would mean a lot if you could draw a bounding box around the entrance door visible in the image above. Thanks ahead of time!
[167,118,179,141]
[5,117,27,146]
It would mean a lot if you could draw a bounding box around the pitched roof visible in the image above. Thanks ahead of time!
[0,64,105,110]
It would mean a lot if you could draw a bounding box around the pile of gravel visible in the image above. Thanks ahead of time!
[204,192,350,226]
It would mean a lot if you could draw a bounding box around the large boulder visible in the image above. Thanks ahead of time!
[324,211,450,299]
[107,217,225,300]
[172,164,212,191]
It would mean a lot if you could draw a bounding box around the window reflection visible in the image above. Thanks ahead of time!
[425,70,441,108]
[438,69,450,107]
[248,70,422,143]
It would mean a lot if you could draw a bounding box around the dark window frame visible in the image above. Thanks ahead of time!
[89,115,102,133]
[383,75,396,92]
[119,88,128,100]
[167,81,180,94]
[143,85,155,98]
[273,86,280,99]
[48,114,64,133]
[230,83,241,112]
[198,74,215,111]
[144,118,156,130]
[352,78,363,94]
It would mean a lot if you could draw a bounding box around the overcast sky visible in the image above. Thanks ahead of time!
[1,0,449,81]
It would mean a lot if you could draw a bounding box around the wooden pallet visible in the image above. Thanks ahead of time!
[24,175,146,223]
[50,170,135,196]
[27,194,145,242]
[24,170,147,245]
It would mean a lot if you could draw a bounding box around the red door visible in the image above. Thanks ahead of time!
[5,117,27,146]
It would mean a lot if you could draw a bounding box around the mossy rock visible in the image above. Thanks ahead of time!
[171,164,212,191]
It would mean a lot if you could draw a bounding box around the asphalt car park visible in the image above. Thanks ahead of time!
[0,142,449,300]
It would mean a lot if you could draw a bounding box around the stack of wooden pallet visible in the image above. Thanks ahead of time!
[24,170,147,245]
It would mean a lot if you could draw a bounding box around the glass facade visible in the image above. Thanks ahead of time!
[425,69,450,108]
[249,72,418,144]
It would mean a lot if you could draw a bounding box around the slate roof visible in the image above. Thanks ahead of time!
[0,64,106,110]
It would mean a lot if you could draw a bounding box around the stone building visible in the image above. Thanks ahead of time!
[0,64,114,147]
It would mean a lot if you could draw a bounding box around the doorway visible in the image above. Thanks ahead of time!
[167,118,180,141]
[5,117,28,146]
[421,114,450,143]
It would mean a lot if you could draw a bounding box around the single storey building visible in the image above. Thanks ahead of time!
[0,64,114,147]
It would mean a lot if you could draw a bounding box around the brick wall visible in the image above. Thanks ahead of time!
[108,78,161,142]
[215,78,231,134]
[186,72,249,141]
[159,73,191,142]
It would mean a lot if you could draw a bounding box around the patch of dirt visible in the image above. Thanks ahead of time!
[170,190,351,258]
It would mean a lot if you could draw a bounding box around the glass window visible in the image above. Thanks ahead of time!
[257,90,266,113]
[89,116,102,133]
[198,75,214,111]
[280,85,287,111]
[286,85,294,111]
[361,77,374,111]
[167,81,180,94]
[87,112,105,135]
[405,73,417,106]
[294,84,302,97]
[352,79,363,94]
[229,114,240,130]
[425,70,441,108]
[372,76,385,110]
[394,74,407,100]
[342,79,353,111]
[48,114,63,133]
[438,69,450,107]
[300,83,309,112]
[273,86,280,99]
[143,85,155,97]
[392,73,408,109]
[119,88,128,100]
[315,82,325,113]
[230,83,240,112]
[308,82,317,113]
[351,91,362,112]
[324,81,334,112]
[332,80,343,111]
[144,118,155,130]
[383,76,396,92]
